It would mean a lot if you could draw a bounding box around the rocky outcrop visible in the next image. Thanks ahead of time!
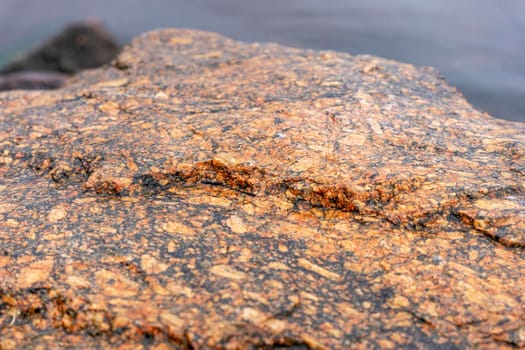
[0,29,524,349]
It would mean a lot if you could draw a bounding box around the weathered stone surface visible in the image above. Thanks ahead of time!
[0,29,524,349]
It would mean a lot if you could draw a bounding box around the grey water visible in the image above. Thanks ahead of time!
[1,0,524,122]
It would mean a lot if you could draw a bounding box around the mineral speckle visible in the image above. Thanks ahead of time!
[0,29,524,349]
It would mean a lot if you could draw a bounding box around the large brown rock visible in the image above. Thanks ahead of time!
[0,29,524,349]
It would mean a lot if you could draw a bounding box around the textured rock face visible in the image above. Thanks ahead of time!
[0,29,524,349]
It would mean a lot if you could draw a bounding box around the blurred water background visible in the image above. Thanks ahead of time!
[0,0,524,122]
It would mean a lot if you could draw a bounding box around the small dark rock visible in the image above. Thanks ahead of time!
[0,20,120,75]
[0,71,67,91]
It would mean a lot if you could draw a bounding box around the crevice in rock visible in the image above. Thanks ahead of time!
[457,210,525,248]
[23,151,525,249]
[256,339,311,350]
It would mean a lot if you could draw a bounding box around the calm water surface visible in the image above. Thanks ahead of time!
[1,0,524,122]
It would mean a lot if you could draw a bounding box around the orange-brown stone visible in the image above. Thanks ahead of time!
[0,29,524,349]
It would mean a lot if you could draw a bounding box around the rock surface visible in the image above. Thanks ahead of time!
[0,29,524,349]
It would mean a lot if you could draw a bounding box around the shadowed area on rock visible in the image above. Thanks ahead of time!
[0,29,524,349]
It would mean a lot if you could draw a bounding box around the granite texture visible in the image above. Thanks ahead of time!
[0,29,524,349]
